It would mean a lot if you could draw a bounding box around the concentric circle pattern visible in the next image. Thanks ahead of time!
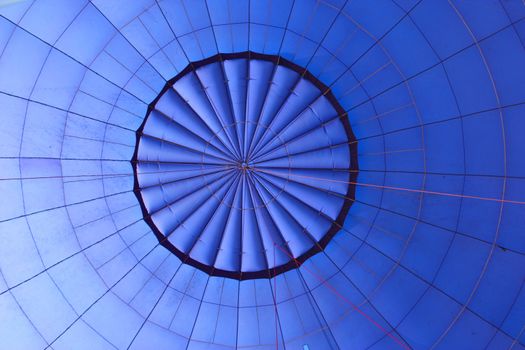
[1,1,525,349]
[133,53,357,279]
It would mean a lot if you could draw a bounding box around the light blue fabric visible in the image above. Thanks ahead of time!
[0,0,523,349]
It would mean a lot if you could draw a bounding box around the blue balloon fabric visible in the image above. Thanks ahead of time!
[0,1,524,349]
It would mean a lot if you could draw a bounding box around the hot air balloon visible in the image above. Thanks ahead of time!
[0,1,523,349]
